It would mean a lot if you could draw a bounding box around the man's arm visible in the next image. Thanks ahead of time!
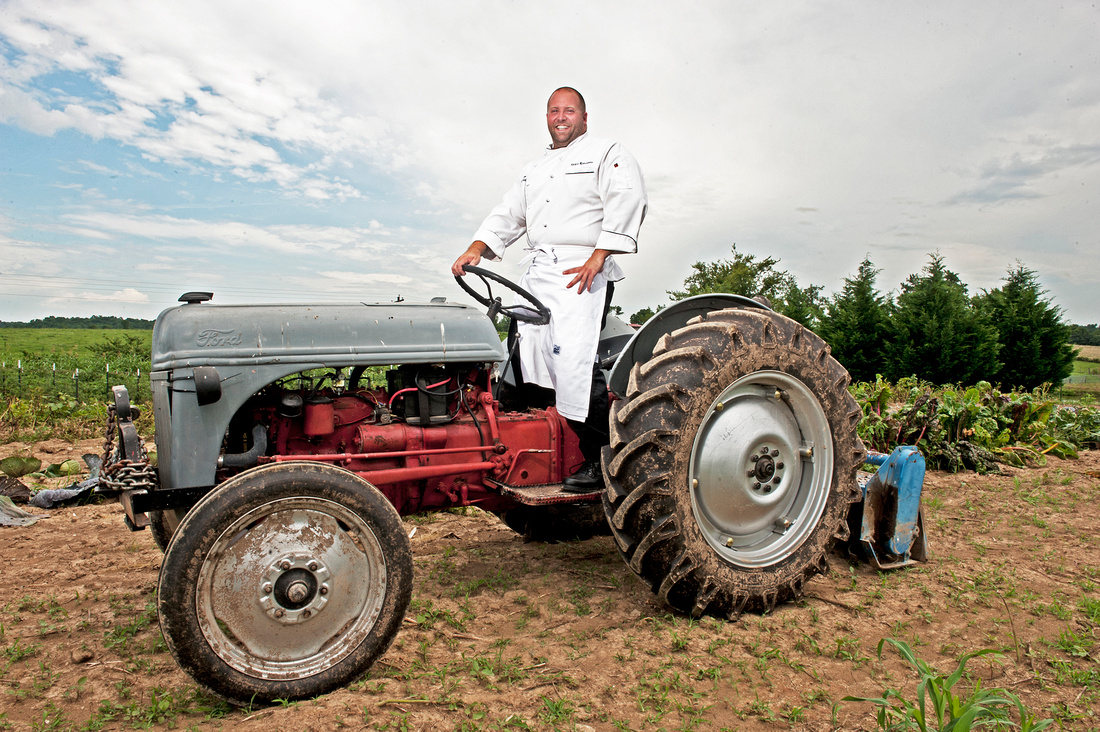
[465,172,530,270]
[593,143,647,255]
[452,240,489,276]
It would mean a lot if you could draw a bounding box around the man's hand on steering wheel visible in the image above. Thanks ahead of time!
[453,263,551,325]
[451,241,487,276]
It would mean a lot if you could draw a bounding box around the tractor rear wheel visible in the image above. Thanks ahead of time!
[602,308,865,618]
[157,462,412,702]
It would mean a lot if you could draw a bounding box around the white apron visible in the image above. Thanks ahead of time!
[514,246,608,422]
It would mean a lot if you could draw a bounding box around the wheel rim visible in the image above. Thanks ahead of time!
[195,497,387,680]
[689,370,833,568]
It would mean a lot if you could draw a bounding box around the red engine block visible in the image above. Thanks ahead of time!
[251,381,585,516]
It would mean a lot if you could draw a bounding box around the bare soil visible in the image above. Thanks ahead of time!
[0,438,1097,731]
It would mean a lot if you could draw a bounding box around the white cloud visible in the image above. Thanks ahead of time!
[70,287,150,303]
[0,0,405,199]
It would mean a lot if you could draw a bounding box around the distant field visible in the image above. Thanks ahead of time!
[0,329,152,401]
[1073,344,1100,360]
[0,328,152,359]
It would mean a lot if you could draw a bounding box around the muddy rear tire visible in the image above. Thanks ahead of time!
[602,308,865,618]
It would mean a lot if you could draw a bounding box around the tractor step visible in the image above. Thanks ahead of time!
[484,478,601,506]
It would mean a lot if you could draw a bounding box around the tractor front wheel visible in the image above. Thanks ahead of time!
[602,308,865,618]
[157,462,412,702]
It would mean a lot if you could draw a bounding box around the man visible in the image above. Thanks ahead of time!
[452,87,647,491]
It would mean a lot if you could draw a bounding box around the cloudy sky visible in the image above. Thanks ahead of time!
[1,1,1098,325]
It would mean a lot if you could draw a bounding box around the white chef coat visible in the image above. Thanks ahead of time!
[472,133,647,421]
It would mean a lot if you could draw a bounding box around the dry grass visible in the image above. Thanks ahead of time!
[1073,344,1100,360]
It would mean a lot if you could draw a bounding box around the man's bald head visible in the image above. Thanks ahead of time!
[548,87,586,115]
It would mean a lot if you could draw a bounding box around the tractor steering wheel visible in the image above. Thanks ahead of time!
[454,265,551,325]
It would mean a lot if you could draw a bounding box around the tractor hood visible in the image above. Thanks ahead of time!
[147,298,505,493]
[152,299,506,371]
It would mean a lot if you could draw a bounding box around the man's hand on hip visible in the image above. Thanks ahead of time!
[452,241,488,276]
[564,249,610,294]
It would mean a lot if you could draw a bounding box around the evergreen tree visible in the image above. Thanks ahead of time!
[979,263,1076,389]
[886,253,1000,384]
[773,282,825,330]
[818,257,894,382]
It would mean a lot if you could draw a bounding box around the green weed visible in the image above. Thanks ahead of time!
[843,638,1052,731]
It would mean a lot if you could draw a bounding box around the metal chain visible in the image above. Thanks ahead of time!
[100,404,159,493]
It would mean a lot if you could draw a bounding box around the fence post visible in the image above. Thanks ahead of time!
[52,363,57,392]
[136,368,142,401]
[73,367,80,402]
[17,359,21,393]
[106,362,110,397]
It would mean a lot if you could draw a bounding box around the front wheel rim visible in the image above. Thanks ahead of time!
[195,497,387,680]
[689,370,833,568]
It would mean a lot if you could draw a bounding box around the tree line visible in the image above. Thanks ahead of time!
[0,315,155,330]
[630,246,1080,390]
[1069,323,1100,346]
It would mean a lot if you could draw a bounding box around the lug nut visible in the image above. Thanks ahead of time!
[302,609,311,619]
[274,608,285,618]
[319,586,328,596]
[777,462,784,469]
[746,469,755,477]
[751,454,759,463]
[752,482,761,490]
[280,560,291,570]
[262,583,272,594]
[308,562,318,572]
[771,449,779,457]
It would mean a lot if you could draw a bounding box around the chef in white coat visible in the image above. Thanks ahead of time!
[452,87,647,491]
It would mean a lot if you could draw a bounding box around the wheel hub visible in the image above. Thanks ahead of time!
[259,553,330,623]
[689,371,833,568]
[750,447,784,489]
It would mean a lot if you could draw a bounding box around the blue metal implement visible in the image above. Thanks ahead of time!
[851,446,929,569]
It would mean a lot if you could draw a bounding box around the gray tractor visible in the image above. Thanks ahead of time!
[102,267,925,702]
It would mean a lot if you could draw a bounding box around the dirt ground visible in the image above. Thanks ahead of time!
[0,438,1097,731]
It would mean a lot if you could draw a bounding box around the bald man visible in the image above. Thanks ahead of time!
[452,87,647,491]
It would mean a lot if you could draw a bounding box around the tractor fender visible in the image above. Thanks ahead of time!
[607,294,770,399]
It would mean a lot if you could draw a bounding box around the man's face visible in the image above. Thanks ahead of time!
[546,90,587,149]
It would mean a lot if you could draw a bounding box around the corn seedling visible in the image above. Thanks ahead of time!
[843,638,1052,732]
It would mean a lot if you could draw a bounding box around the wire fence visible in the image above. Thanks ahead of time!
[0,356,151,403]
